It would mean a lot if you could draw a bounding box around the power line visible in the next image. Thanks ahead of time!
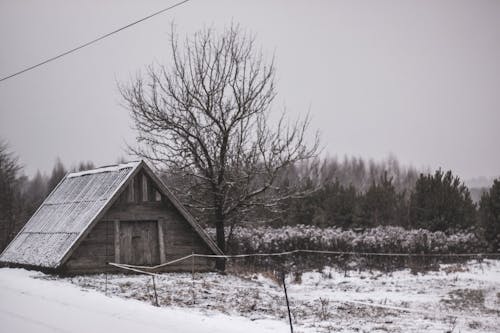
[0,0,190,83]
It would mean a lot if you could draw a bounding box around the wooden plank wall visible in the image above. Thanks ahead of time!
[63,170,215,274]
[64,221,115,274]
[103,203,213,272]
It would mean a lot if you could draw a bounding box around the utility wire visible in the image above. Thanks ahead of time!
[0,0,190,83]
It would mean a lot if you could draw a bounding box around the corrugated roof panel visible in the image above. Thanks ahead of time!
[0,162,139,268]
[0,233,79,268]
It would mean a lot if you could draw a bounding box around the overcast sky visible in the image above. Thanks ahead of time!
[0,0,499,181]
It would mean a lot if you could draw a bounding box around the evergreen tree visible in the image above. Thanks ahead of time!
[0,142,23,251]
[75,161,95,172]
[24,171,48,216]
[394,190,411,228]
[283,180,361,228]
[409,169,476,232]
[47,158,66,193]
[478,179,500,251]
[360,172,397,227]
[324,182,359,228]
[283,176,320,226]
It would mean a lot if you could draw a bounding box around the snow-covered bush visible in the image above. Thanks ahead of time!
[207,226,486,271]
[212,225,483,254]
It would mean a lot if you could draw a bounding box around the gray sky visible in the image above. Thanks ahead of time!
[0,0,499,180]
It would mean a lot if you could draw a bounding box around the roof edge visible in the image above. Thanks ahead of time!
[67,161,141,178]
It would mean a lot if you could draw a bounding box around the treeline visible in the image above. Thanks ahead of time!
[165,155,499,253]
[1,141,499,254]
[274,156,418,228]
[0,142,95,251]
[273,157,500,252]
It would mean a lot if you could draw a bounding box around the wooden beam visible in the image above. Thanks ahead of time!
[148,177,156,201]
[114,220,120,263]
[142,174,148,202]
[157,219,166,264]
[135,172,142,203]
[128,183,135,203]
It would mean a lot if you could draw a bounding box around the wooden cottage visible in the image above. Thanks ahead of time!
[0,161,222,274]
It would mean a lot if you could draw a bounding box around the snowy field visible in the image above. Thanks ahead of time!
[1,260,499,332]
[0,268,286,333]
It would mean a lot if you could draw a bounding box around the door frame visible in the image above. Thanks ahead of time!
[113,219,165,265]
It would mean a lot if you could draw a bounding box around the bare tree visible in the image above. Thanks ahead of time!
[121,25,318,268]
[0,141,22,251]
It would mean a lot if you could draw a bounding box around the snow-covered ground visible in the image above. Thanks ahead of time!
[1,260,499,332]
[0,268,286,333]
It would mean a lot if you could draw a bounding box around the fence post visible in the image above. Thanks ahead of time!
[152,275,159,307]
[191,252,196,305]
[281,271,294,333]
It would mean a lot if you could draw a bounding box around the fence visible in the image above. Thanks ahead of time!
[104,250,500,331]
[110,249,500,277]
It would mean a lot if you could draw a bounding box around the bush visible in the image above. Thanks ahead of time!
[207,225,487,272]
[223,225,483,254]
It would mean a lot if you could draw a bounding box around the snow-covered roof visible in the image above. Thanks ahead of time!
[66,161,140,178]
[0,160,222,269]
[0,162,140,268]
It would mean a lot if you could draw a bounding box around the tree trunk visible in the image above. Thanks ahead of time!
[215,208,226,271]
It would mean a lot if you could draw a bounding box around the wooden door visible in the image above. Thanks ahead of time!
[119,221,160,265]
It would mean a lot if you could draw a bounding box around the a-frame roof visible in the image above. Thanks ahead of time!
[0,160,222,268]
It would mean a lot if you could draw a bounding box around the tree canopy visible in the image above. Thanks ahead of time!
[409,169,476,232]
[121,25,318,266]
[479,179,500,251]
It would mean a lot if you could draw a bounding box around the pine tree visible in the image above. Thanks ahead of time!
[326,182,359,228]
[361,172,397,227]
[0,142,23,251]
[478,179,500,251]
[409,169,476,232]
[75,161,95,172]
[24,171,48,216]
[47,158,66,193]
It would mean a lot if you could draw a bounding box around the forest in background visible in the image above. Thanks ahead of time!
[0,142,96,252]
[1,141,499,255]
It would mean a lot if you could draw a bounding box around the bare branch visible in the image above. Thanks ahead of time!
[121,24,318,255]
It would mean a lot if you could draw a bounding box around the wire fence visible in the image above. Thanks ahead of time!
[106,250,500,332]
[109,249,500,274]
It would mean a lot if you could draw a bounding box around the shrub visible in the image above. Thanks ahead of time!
[222,225,483,254]
[207,225,487,272]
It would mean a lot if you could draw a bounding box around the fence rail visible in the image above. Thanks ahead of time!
[109,249,500,272]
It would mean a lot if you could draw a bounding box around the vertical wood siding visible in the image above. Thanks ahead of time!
[63,170,215,274]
